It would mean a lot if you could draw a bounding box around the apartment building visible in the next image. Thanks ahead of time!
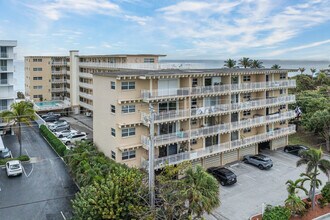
[93,68,297,170]
[25,56,69,102]
[0,40,17,112]
[25,51,164,113]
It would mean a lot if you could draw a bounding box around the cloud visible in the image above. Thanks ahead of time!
[124,15,150,25]
[25,0,121,20]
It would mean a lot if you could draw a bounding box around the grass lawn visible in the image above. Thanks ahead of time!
[289,128,324,148]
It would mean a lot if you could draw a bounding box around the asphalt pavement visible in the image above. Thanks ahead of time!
[0,123,79,220]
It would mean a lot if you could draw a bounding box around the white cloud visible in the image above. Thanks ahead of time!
[124,15,150,25]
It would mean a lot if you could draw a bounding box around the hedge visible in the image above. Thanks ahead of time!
[263,205,291,220]
[0,155,30,165]
[39,124,67,156]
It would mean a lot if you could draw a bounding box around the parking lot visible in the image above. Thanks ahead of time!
[207,149,330,220]
[0,124,79,220]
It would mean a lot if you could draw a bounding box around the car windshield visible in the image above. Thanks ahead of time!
[1,148,9,153]
[10,164,20,169]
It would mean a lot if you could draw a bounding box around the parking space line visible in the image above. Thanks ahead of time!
[244,174,257,181]
[60,211,67,220]
[24,149,34,177]
[22,166,27,177]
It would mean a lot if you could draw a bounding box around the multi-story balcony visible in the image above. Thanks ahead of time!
[51,87,66,92]
[141,80,296,101]
[0,66,14,72]
[141,110,296,148]
[51,79,66,83]
[52,61,67,66]
[79,82,93,89]
[52,70,67,75]
[0,79,13,86]
[142,125,296,169]
[0,53,14,59]
[79,72,93,78]
[79,101,93,110]
[79,92,93,100]
[141,95,296,125]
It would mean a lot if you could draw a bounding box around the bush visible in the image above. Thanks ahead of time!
[39,124,67,156]
[321,182,330,203]
[318,197,328,208]
[263,205,291,220]
[0,155,30,165]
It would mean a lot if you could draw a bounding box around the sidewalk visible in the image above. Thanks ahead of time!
[70,114,93,130]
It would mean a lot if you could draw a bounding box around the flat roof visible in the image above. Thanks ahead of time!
[93,68,297,78]
[25,56,69,58]
[78,54,166,58]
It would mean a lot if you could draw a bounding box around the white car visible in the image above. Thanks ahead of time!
[6,160,23,177]
[61,132,87,145]
[54,129,77,138]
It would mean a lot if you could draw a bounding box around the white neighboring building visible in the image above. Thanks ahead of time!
[0,40,17,111]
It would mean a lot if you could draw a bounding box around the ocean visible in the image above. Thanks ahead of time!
[13,59,330,93]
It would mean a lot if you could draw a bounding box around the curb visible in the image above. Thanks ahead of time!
[71,115,93,130]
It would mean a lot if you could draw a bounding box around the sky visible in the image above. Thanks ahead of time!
[0,0,330,60]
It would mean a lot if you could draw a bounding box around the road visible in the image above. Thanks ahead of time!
[0,123,79,220]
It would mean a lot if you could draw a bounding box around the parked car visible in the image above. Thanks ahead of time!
[54,129,77,138]
[0,147,12,159]
[48,120,69,132]
[284,145,309,157]
[243,154,273,170]
[61,132,87,145]
[43,115,60,122]
[207,167,237,186]
[6,160,23,177]
[41,112,61,119]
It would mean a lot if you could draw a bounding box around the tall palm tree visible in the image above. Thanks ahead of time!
[286,179,308,196]
[298,67,306,74]
[223,59,236,68]
[271,64,281,69]
[297,148,330,209]
[183,165,220,218]
[251,60,264,69]
[1,101,35,156]
[310,68,317,75]
[300,172,322,200]
[239,57,251,68]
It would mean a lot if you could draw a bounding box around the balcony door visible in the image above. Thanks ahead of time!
[205,135,219,147]
[159,122,177,135]
[158,79,178,96]
[158,101,177,113]
[0,47,7,58]
[0,73,7,84]
[159,144,178,158]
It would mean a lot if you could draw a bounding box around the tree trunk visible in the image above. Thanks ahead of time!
[312,167,318,210]
[18,122,22,156]
[326,136,330,152]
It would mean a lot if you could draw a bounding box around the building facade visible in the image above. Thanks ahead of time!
[25,51,164,114]
[93,69,296,170]
[0,40,17,112]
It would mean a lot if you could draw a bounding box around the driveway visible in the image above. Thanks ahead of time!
[207,149,330,220]
[0,123,79,220]
[61,116,93,140]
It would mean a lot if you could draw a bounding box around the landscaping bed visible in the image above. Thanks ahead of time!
[0,155,30,165]
[251,195,330,220]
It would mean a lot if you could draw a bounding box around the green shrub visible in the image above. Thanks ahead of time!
[318,197,328,208]
[321,182,330,203]
[39,124,67,156]
[0,155,30,165]
[263,205,291,220]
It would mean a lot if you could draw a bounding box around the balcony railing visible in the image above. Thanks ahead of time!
[0,105,8,111]
[79,82,93,89]
[51,79,65,83]
[79,72,93,78]
[141,110,296,148]
[141,95,296,124]
[0,66,13,72]
[0,79,9,85]
[79,92,93,99]
[52,61,67,65]
[79,101,93,110]
[51,87,66,92]
[52,70,67,75]
[141,80,296,101]
[142,125,296,169]
[0,53,14,59]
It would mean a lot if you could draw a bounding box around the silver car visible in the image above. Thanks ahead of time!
[54,129,77,138]
[6,160,23,177]
[243,154,273,170]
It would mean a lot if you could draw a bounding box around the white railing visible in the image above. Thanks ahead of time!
[79,101,93,110]
[0,105,8,111]
[141,110,296,148]
[0,53,14,59]
[79,62,202,70]
[52,70,67,75]
[51,79,65,83]
[0,66,14,72]
[0,79,8,85]
[141,80,296,101]
[51,87,65,92]
[79,72,93,78]
[79,82,93,89]
[142,125,296,169]
[141,95,296,124]
[52,61,67,65]
[79,92,93,99]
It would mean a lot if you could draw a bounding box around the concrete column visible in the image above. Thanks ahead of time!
[69,50,79,114]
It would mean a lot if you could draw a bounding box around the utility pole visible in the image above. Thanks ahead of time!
[148,103,155,208]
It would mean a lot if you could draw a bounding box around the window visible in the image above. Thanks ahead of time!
[191,98,197,108]
[243,75,251,82]
[280,105,286,110]
[243,127,251,133]
[280,73,286,79]
[111,105,116,113]
[144,58,155,63]
[111,81,115,89]
[33,95,43,99]
[121,82,135,90]
[192,78,198,87]
[243,93,251,99]
[122,105,135,114]
[33,67,42,71]
[33,77,42,80]
[111,128,116,137]
[243,110,251,116]
[122,127,136,137]
[280,120,286,125]
[111,150,116,160]
[191,119,197,125]
[191,139,197,145]
[33,86,43,90]
[280,89,286,95]
[122,150,136,160]
[33,58,42,62]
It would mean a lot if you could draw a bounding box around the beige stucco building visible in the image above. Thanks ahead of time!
[92,68,297,170]
[25,51,165,113]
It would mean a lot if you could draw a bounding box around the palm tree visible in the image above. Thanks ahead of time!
[310,68,316,75]
[285,194,306,216]
[286,179,308,196]
[298,67,306,74]
[1,101,35,156]
[300,172,322,200]
[239,57,252,68]
[183,165,220,218]
[271,64,281,69]
[317,71,327,86]
[223,59,236,68]
[250,60,264,69]
[297,148,330,209]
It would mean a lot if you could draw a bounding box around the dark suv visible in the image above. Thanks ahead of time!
[284,145,309,157]
[207,167,237,186]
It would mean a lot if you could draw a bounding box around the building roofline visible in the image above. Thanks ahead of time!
[24,56,69,58]
[78,54,167,58]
